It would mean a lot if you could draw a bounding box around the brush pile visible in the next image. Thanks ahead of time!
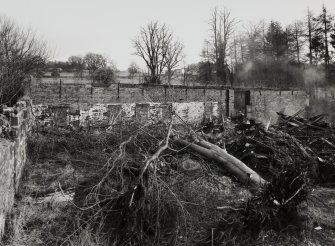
[221,112,335,184]
[197,111,335,245]
[23,111,335,245]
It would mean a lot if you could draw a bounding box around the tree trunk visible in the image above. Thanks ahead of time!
[174,138,267,191]
[296,30,300,64]
[307,9,313,65]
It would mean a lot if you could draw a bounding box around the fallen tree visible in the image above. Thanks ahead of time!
[173,137,267,190]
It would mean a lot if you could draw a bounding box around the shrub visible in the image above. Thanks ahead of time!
[91,68,115,87]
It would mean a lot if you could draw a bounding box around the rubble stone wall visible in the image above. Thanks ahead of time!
[0,99,33,237]
[309,87,335,123]
[30,79,236,126]
[30,78,233,105]
[247,89,309,124]
[32,101,230,127]
[29,79,309,126]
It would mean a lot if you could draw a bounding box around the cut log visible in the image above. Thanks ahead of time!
[174,138,267,190]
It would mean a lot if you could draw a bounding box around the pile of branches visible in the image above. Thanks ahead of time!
[63,116,262,245]
[70,120,193,245]
[34,111,335,245]
[220,111,335,184]
[197,111,335,245]
[277,112,335,184]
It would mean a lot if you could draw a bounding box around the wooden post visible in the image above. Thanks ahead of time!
[59,79,62,98]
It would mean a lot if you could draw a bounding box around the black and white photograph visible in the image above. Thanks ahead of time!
[0,0,335,245]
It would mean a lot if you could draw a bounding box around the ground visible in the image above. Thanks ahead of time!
[2,123,335,246]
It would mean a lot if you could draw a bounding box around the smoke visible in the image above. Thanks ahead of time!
[235,58,331,88]
[236,59,305,87]
[309,97,335,124]
[303,66,325,86]
[242,61,253,74]
[236,61,253,81]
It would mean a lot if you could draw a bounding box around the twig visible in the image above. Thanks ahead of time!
[129,116,175,208]
[128,185,137,207]
[58,182,111,211]
[71,159,103,167]
[140,115,174,177]
[179,200,242,211]
[321,137,335,148]
[283,184,305,205]
[279,109,304,124]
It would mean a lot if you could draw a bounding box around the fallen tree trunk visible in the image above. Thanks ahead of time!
[174,137,267,190]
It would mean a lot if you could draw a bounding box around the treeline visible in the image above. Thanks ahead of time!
[1,4,335,106]
[45,53,113,75]
[186,5,335,87]
[45,53,118,86]
[46,4,335,88]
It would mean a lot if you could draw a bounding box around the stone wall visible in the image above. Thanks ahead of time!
[0,99,33,237]
[29,78,232,105]
[247,89,309,124]
[308,87,335,123]
[33,101,232,128]
[30,79,237,127]
[29,79,310,127]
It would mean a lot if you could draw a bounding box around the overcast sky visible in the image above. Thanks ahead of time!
[1,0,335,70]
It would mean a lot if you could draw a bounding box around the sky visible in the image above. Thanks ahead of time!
[1,0,335,70]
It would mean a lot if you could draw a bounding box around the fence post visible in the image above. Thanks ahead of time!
[117,82,120,99]
[226,89,229,117]
[59,79,62,98]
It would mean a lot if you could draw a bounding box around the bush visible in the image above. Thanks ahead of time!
[51,68,61,77]
[0,16,48,105]
[91,68,115,87]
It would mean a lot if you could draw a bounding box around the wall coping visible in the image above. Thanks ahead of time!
[32,78,306,92]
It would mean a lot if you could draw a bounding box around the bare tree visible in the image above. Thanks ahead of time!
[68,55,85,77]
[207,6,237,82]
[200,40,213,82]
[243,22,263,61]
[133,21,183,84]
[68,55,85,69]
[165,40,184,83]
[128,62,139,79]
[108,59,119,72]
[0,16,48,105]
[305,8,318,65]
[289,21,305,64]
[84,52,107,74]
[314,5,334,70]
[229,35,244,75]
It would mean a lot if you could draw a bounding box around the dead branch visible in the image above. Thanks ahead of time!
[174,137,267,190]
[279,130,314,160]
[140,115,174,177]
[129,116,174,207]
[321,137,335,149]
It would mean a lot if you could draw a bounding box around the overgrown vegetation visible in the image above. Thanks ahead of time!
[3,113,335,245]
[0,16,48,105]
[91,67,115,87]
